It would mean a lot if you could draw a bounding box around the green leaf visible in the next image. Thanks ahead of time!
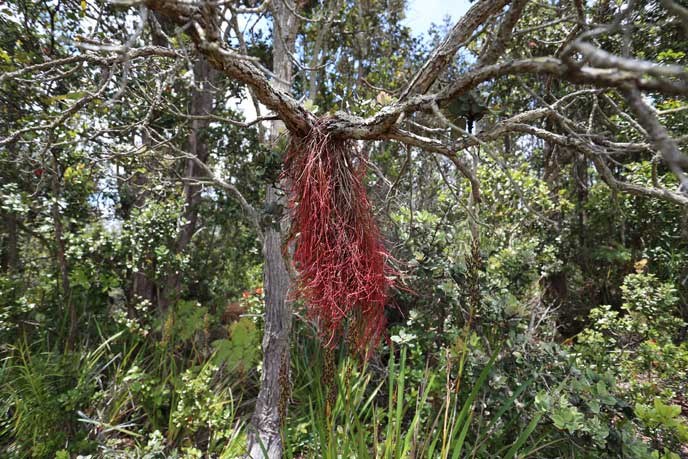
[212,317,259,371]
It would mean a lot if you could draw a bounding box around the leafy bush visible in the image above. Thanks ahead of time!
[576,271,688,454]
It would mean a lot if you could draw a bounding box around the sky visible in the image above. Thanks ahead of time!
[403,0,471,37]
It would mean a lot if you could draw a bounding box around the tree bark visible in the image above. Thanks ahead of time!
[246,1,298,457]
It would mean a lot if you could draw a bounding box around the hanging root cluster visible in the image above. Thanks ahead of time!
[284,118,395,355]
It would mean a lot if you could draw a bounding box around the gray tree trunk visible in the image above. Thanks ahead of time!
[246,1,298,457]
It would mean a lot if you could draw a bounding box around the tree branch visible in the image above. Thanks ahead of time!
[399,0,511,98]
[620,85,688,188]
[146,0,315,135]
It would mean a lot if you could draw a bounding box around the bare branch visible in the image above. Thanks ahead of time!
[438,58,688,104]
[620,85,688,188]
[478,0,529,66]
[147,130,264,236]
[1,69,112,146]
[591,154,688,206]
[187,154,264,237]
[571,41,688,80]
[507,123,688,207]
[430,103,559,227]
[383,127,481,203]
[0,45,180,84]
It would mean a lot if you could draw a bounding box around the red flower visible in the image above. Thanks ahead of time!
[33,168,43,177]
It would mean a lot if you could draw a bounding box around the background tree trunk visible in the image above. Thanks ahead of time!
[161,57,217,311]
[247,1,298,457]
[128,134,157,309]
[1,208,19,274]
[50,155,76,350]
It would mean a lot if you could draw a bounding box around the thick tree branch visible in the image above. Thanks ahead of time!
[399,0,511,98]
[146,0,315,135]
[571,41,688,80]
[438,58,688,103]
[140,0,688,148]
[659,0,688,34]
[326,57,688,140]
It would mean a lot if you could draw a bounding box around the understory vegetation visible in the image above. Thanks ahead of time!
[2,0,688,458]
[2,161,687,458]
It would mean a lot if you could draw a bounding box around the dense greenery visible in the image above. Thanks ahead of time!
[1,0,688,458]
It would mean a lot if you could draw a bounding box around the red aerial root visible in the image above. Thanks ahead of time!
[283,118,395,355]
